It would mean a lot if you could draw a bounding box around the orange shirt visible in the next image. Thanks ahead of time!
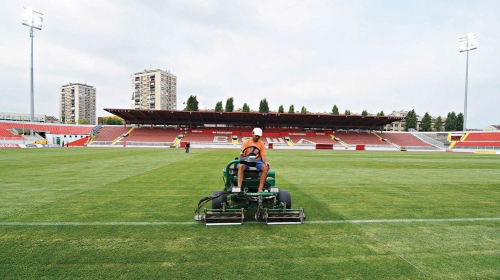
[241,138,266,160]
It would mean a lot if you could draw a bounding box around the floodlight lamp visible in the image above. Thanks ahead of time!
[22,7,43,30]
[33,12,43,30]
[459,33,477,52]
[22,7,33,25]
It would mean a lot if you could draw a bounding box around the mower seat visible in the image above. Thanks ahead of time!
[243,167,260,180]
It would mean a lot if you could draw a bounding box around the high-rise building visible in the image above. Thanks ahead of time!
[59,83,96,125]
[131,69,177,110]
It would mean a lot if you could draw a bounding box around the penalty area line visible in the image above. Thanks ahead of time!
[0,217,499,226]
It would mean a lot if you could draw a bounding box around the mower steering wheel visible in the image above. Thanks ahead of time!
[241,145,261,159]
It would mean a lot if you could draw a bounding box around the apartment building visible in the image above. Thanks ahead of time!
[59,83,96,125]
[131,69,177,110]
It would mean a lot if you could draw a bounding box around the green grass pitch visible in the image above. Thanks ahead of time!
[0,148,499,279]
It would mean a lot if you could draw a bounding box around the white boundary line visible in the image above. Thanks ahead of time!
[1,217,499,226]
[306,217,500,224]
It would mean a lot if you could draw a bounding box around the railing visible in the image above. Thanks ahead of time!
[124,141,173,147]
[90,123,103,135]
[90,141,174,147]
[90,141,114,146]
[453,146,500,150]
[410,132,445,150]
[405,146,443,151]
[0,136,24,140]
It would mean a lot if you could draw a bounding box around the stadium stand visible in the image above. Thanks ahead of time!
[126,127,180,142]
[333,132,384,145]
[449,131,500,150]
[0,122,24,140]
[287,135,333,144]
[182,132,233,144]
[87,123,500,150]
[125,127,179,143]
[0,121,93,135]
[379,133,432,147]
[91,126,130,142]
[462,132,500,141]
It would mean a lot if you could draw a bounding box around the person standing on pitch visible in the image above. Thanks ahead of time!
[237,127,270,193]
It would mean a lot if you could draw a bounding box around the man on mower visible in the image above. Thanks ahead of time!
[237,127,270,193]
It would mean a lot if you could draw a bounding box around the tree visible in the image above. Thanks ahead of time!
[214,101,223,112]
[103,116,123,125]
[185,95,199,111]
[301,106,307,114]
[445,112,451,131]
[344,109,351,115]
[288,105,295,114]
[405,109,418,131]
[225,97,234,112]
[332,105,339,115]
[434,116,443,131]
[445,112,457,131]
[377,111,385,116]
[278,105,284,113]
[242,103,250,112]
[420,112,432,131]
[78,118,89,125]
[259,98,270,113]
[361,110,368,116]
[456,113,464,131]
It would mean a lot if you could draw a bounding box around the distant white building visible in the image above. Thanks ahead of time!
[0,112,46,123]
[131,69,177,110]
[59,83,96,125]
[385,110,420,131]
[384,110,445,132]
[484,125,500,131]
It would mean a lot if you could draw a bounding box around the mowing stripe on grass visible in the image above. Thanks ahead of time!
[1,217,499,226]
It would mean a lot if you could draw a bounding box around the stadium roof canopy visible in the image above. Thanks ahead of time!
[104,109,404,130]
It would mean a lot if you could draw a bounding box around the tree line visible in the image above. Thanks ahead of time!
[404,110,464,132]
[185,95,464,131]
[186,95,306,114]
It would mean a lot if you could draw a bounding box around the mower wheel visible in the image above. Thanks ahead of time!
[278,190,292,209]
[212,190,227,209]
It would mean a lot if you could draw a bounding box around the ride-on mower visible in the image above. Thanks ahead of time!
[194,146,305,225]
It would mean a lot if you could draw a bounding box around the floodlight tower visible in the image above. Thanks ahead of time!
[458,33,477,131]
[22,7,43,122]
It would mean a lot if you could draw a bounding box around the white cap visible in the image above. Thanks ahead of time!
[252,127,262,136]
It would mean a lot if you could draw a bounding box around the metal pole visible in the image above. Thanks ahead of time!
[463,42,469,132]
[30,26,34,123]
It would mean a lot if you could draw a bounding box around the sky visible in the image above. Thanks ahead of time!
[1,0,499,129]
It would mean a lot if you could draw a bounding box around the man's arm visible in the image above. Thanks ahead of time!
[240,139,248,157]
[263,155,268,164]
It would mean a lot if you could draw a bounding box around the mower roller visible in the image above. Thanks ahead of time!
[194,146,305,225]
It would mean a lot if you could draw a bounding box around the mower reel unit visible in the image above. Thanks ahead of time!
[194,146,305,225]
